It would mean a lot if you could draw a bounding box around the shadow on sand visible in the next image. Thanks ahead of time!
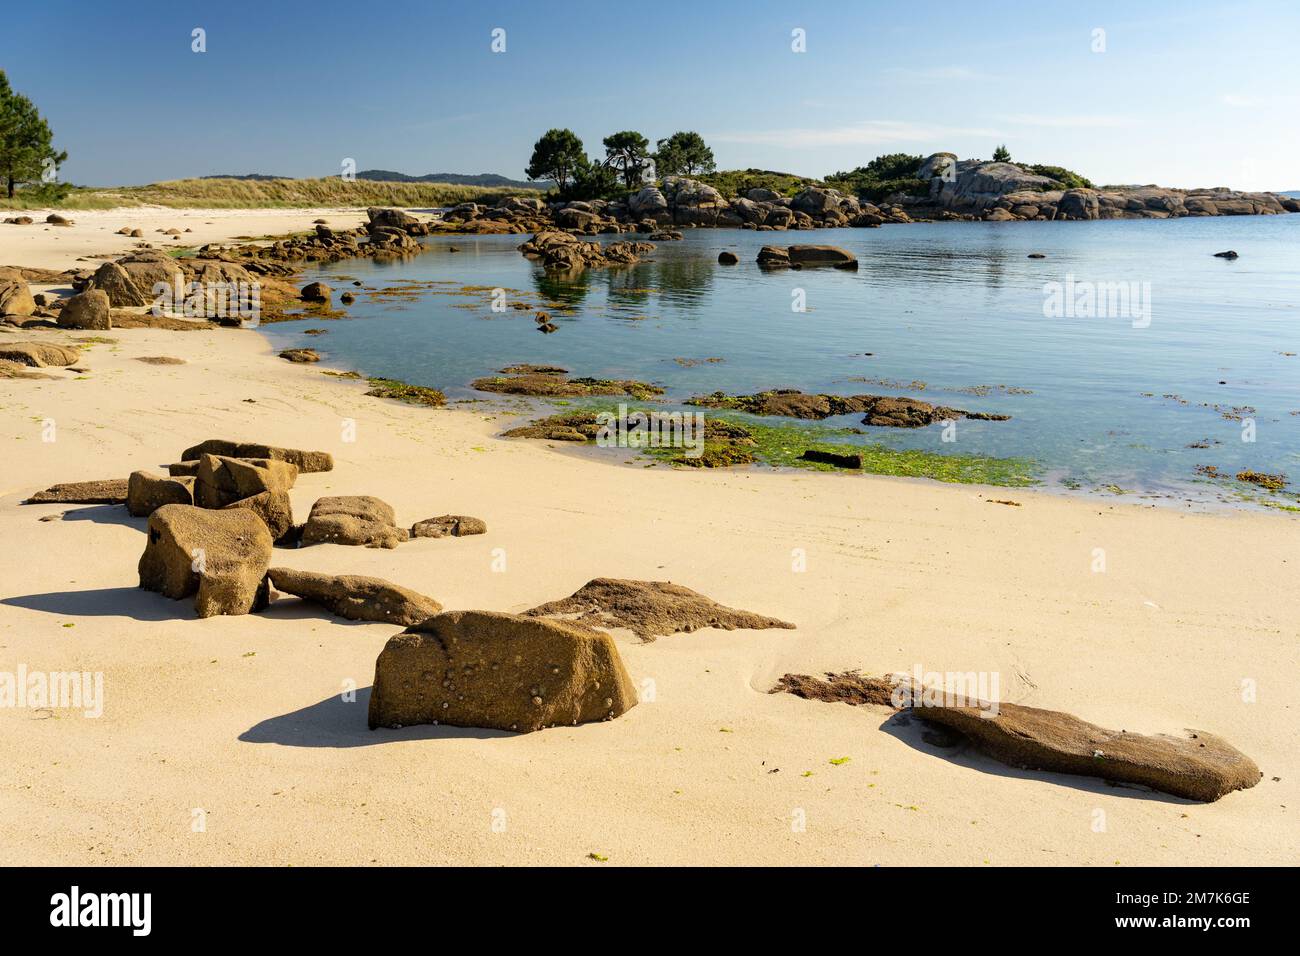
[239,687,512,748]
[878,709,1194,805]
[0,586,188,622]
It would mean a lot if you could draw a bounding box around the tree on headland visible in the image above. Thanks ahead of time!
[602,130,651,189]
[525,128,586,193]
[654,131,715,177]
[992,144,1012,163]
[0,71,67,199]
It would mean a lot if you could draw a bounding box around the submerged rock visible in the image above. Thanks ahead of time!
[525,577,795,641]
[138,504,272,617]
[279,348,320,363]
[368,609,638,733]
[686,389,1009,428]
[473,365,663,400]
[268,567,441,626]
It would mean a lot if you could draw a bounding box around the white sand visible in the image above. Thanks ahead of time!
[0,210,1294,865]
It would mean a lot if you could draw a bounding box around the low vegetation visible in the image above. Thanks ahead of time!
[0,176,536,211]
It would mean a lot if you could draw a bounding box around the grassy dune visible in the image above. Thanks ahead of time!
[0,177,541,211]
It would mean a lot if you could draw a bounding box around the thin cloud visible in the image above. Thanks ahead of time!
[995,113,1138,129]
[708,120,1000,148]
[1217,94,1260,108]
[882,66,993,82]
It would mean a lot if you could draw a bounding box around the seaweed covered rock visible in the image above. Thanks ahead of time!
[472,364,663,400]
[268,567,441,626]
[525,577,795,641]
[301,495,407,549]
[368,610,638,733]
[180,439,333,473]
[686,389,1010,428]
[137,504,272,617]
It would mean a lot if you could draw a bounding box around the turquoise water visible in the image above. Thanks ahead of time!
[262,216,1300,502]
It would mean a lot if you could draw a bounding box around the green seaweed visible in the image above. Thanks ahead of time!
[365,377,446,407]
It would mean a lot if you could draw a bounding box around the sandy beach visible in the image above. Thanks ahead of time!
[0,208,1295,867]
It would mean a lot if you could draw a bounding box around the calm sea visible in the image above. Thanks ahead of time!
[261,216,1300,505]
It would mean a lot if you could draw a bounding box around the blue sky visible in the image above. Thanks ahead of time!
[4,0,1297,189]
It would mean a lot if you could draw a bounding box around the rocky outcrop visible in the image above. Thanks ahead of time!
[268,567,441,626]
[138,504,272,617]
[525,577,795,641]
[787,244,858,268]
[517,230,653,271]
[301,495,408,549]
[279,348,320,363]
[115,249,183,301]
[367,609,638,733]
[911,152,1296,222]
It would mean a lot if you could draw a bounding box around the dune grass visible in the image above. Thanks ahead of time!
[0,177,540,211]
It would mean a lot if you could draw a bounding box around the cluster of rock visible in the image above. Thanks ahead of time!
[517,230,655,271]
[774,671,1261,803]
[686,389,1010,428]
[0,339,81,380]
[906,152,1300,222]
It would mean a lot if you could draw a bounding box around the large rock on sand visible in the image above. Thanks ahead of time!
[525,577,795,641]
[138,504,272,617]
[268,567,441,625]
[0,341,80,368]
[194,454,297,539]
[301,495,407,549]
[0,276,36,316]
[914,700,1261,803]
[57,289,111,330]
[368,610,638,733]
[180,439,333,473]
[116,249,183,301]
[90,261,147,308]
[194,454,297,508]
[127,470,193,516]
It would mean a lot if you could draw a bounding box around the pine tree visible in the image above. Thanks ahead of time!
[0,71,67,198]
